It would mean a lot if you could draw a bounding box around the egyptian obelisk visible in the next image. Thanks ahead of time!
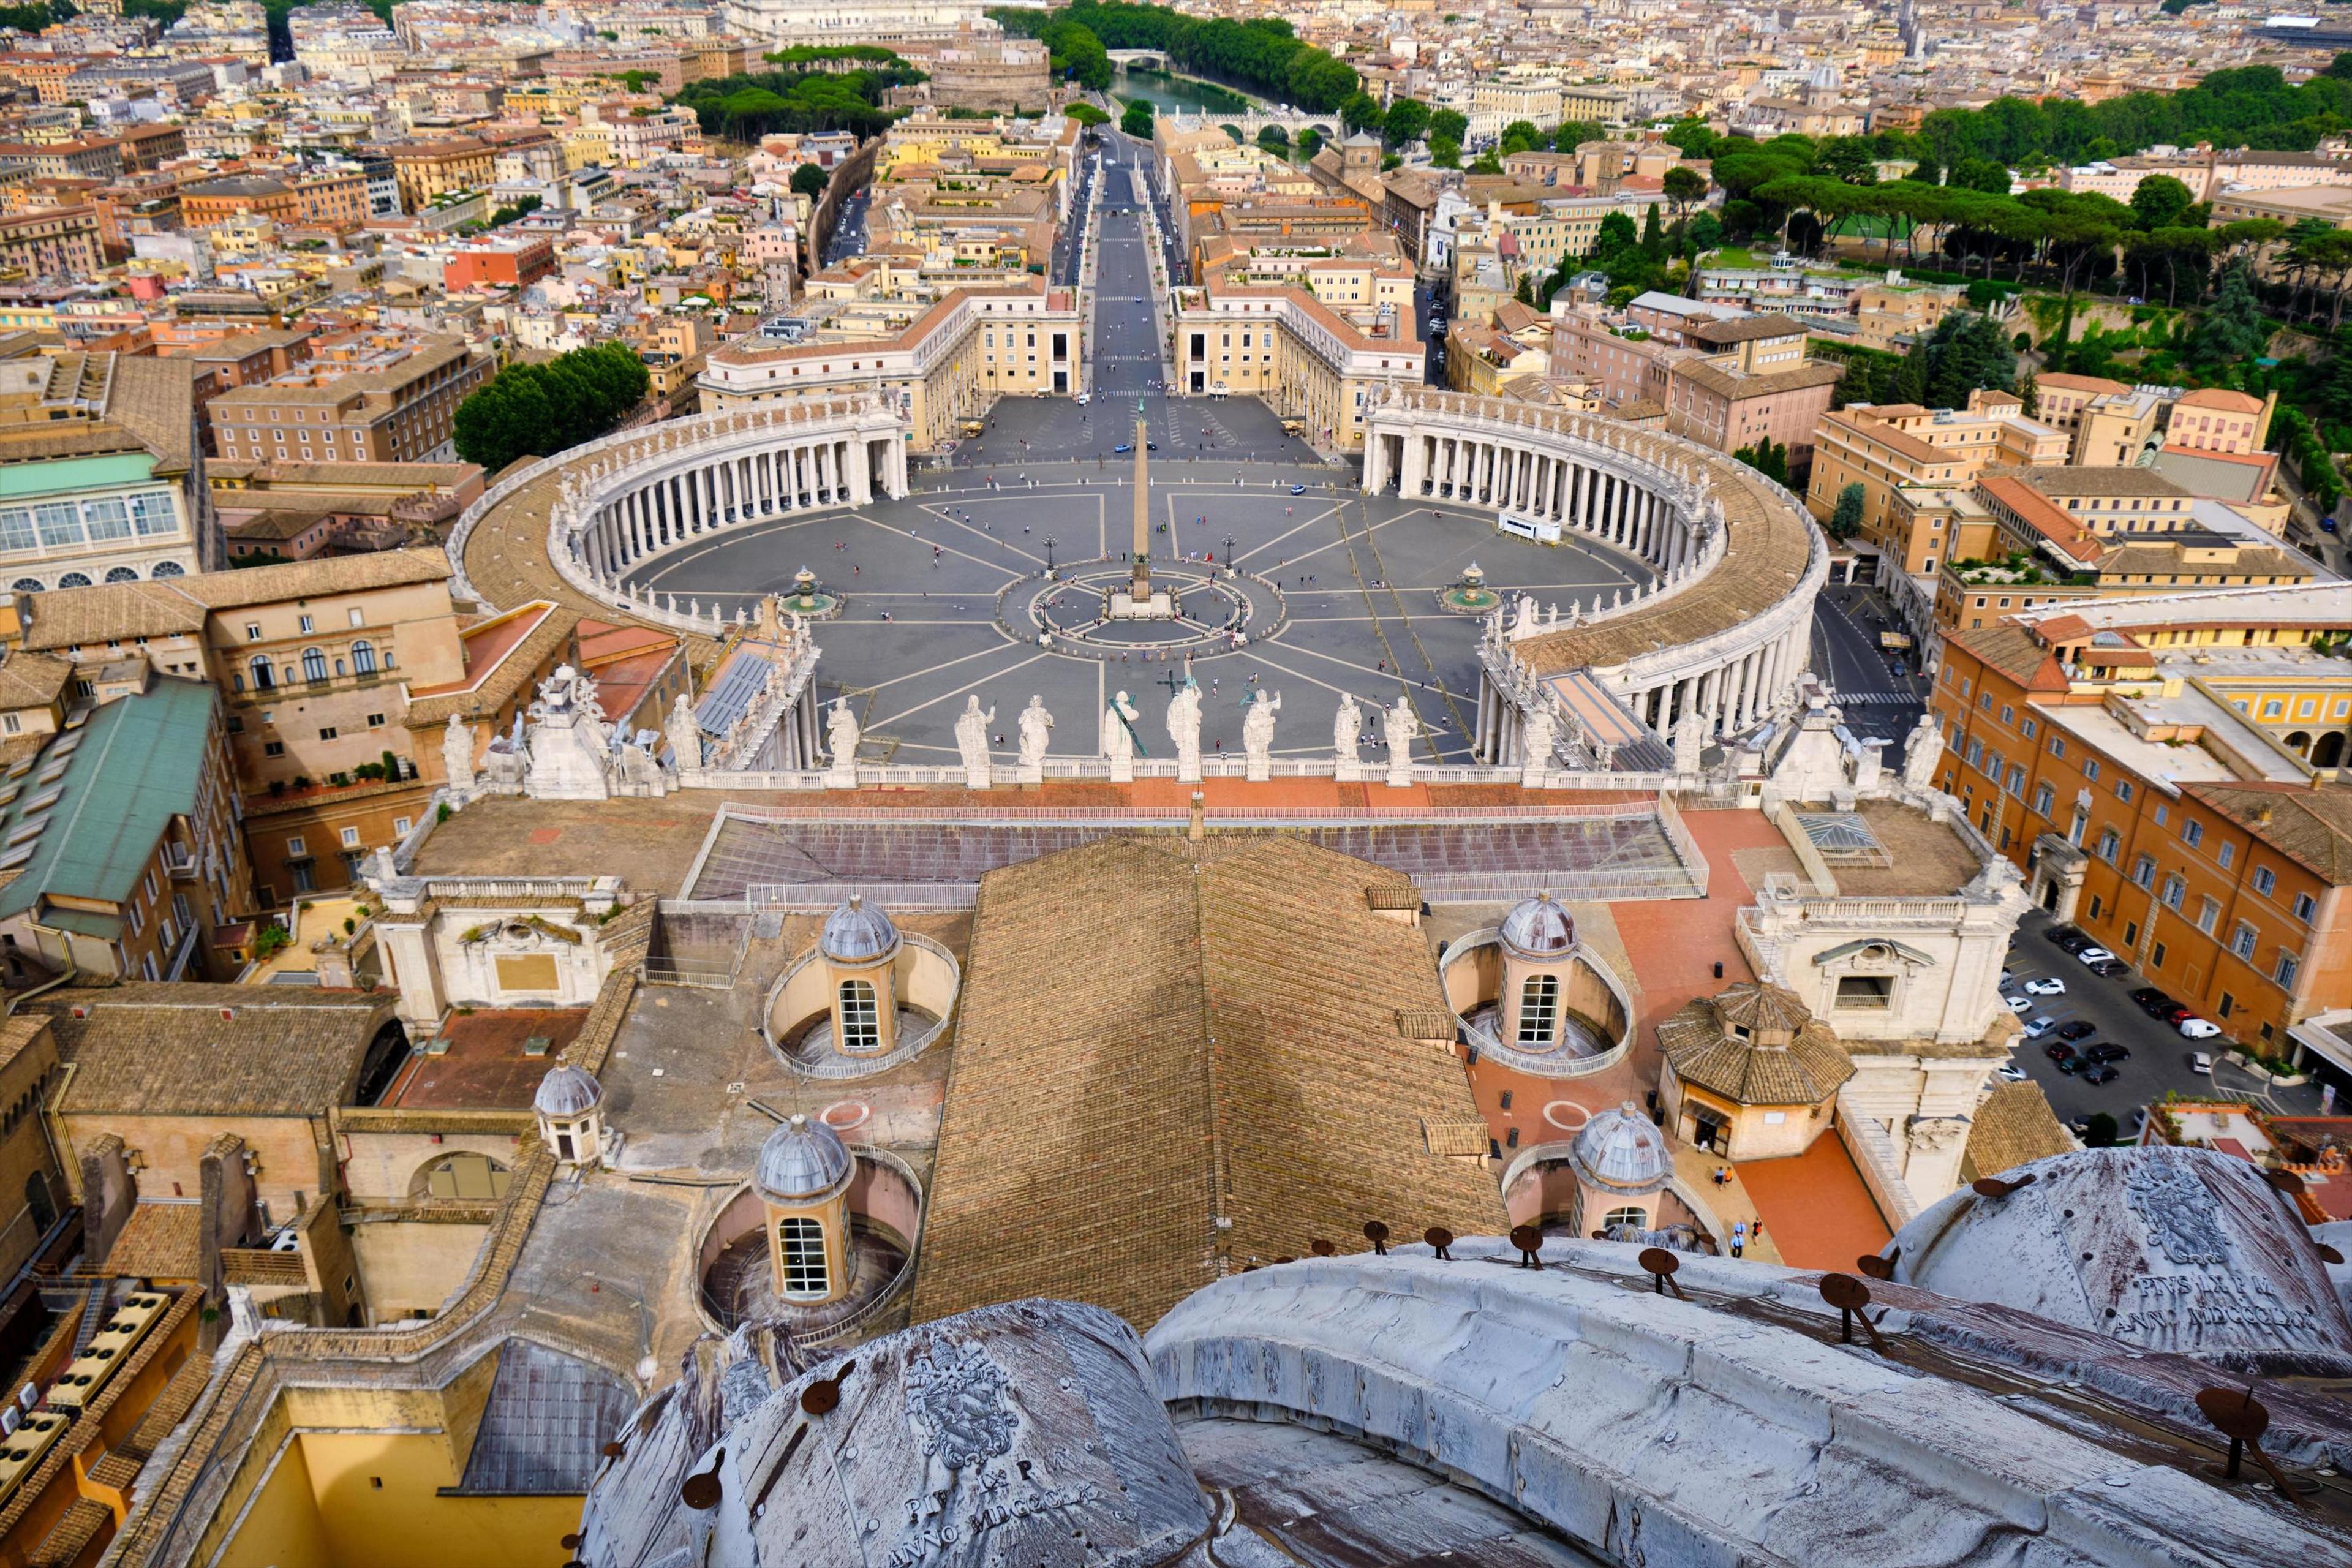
[1131,408,1150,603]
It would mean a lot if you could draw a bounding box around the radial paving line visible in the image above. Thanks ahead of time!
[1352,496,1472,748]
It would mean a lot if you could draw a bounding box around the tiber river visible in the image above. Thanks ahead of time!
[1112,63,1268,119]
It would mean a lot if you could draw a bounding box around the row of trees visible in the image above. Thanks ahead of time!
[670,62,921,143]
[453,343,650,476]
[995,3,1362,113]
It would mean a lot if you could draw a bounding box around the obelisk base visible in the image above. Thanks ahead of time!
[1107,588,1177,620]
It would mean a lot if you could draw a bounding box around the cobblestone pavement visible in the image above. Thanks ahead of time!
[631,460,1654,765]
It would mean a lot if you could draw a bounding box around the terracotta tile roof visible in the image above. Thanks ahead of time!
[1963,1082,2074,1180]
[18,546,451,650]
[1656,994,1853,1106]
[913,835,1504,1330]
[2182,782,2352,885]
[0,648,70,709]
[101,1200,203,1280]
[1947,622,2068,690]
[36,983,399,1116]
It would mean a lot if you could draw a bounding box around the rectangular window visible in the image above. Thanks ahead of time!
[263,739,285,757]
[2048,736,2066,759]
[286,835,306,856]
[2133,854,2157,889]
[2034,783,2054,816]
[2253,866,2277,897]
[2276,950,2301,987]
[2198,897,2220,935]
[33,502,81,549]
[2115,779,2133,803]
[392,816,412,835]
[2005,763,2025,797]
[2083,759,2100,782]
[2161,875,2185,911]
[0,508,30,554]
[2021,718,2037,740]
[318,726,336,741]
[2231,922,2258,959]
[2217,841,2234,870]
[80,497,130,541]
[2293,891,2318,922]
[2152,941,2166,970]
[2097,828,2119,861]
[2182,820,2203,849]
[130,492,177,535]
[340,826,361,848]
[778,1216,828,1298]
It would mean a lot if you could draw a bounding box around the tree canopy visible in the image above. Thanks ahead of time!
[454,343,650,475]
[1017,2,1360,112]
[670,62,918,142]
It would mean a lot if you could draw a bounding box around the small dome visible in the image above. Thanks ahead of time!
[1570,1102,1671,1194]
[533,1064,601,1118]
[756,1114,853,1202]
[1499,894,1575,958]
[821,893,900,965]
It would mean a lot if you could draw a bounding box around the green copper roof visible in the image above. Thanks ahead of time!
[0,677,217,927]
[0,452,157,500]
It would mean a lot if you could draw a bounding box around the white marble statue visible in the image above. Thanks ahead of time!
[665,692,702,771]
[1242,689,1281,780]
[442,712,476,802]
[1102,690,1140,766]
[1167,678,1204,783]
[1675,710,1709,777]
[1520,702,1555,788]
[1017,695,1054,771]
[1332,692,1362,770]
[1382,696,1419,787]
[824,696,861,782]
[955,695,995,787]
[1901,710,1946,790]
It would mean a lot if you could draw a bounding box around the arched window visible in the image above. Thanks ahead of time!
[837,978,878,1052]
[103,566,138,583]
[301,647,328,682]
[1517,973,1559,1046]
[248,655,274,690]
[777,1215,828,1298]
[10,578,40,593]
[56,573,89,589]
[151,560,184,578]
[351,639,376,674]
[1602,1205,1646,1231]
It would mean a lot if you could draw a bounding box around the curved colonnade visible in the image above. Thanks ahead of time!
[1365,388,1825,769]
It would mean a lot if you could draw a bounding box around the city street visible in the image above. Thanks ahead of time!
[823,186,869,266]
[1999,907,2326,1134]
[1810,579,1925,743]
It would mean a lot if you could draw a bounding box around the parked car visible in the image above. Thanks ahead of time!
[2023,1014,2057,1038]
[2003,995,2033,1016]
[2086,1043,2131,1065]
[2075,948,2117,966]
[1290,483,1307,495]
[2057,1020,2098,1042]
[2086,959,2130,978]
[2081,1065,2120,1085]
[1997,1063,2030,1083]
[2155,1001,2193,1025]
[2046,925,2094,952]
[2178,1017,2223,1039]
[2054,1052,2087,1074]
[2025,978,2066,996]
[2189,1051,2214,1075]
[2043,1042,2077,1063]
[2129,987,2168,1009]
[1114,443,1133,453]
[2000,970,2015,989]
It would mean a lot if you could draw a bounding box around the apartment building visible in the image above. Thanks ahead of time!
[0,206,102,281]
[1934,588,2352,1061]
[379,136,496,213]
[0,351,213,592]
[0,675,250,982]
[699,279,1084,447]
[208,338,487,465]
[1172,285,1423,451]
[179,170,370,231]
[1805,395,2070,577]
[2166,387,2272,454]
[1851,276,1965,351]
[1660,315,1844,477]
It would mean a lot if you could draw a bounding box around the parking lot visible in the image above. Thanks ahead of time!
[1997,908,2326,1134]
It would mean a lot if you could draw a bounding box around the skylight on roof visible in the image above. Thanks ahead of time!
[48,731,78,756]
[0,843,32,871]
[23,787,61,815]
[3,818,39,848]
